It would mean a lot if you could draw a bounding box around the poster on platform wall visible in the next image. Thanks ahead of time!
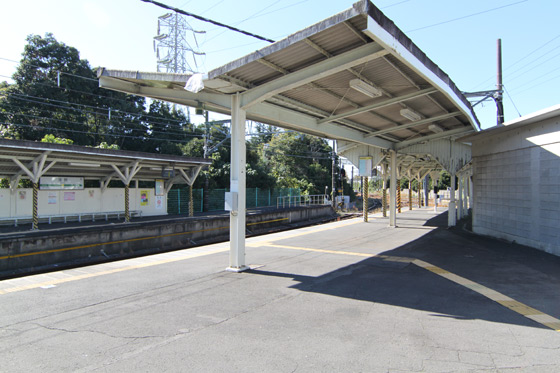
[140,190,149,206]
[64,192,75,201]
[48,192,57,204]
[156,195,163,209]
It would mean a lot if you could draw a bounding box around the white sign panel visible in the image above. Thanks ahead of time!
[358,156,373,177]
[40,177,84,190]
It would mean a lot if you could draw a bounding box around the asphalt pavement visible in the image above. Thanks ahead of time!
[1,207,559,372]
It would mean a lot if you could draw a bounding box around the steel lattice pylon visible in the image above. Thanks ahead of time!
[154,13,205,74]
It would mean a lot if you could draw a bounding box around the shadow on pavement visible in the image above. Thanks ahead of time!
[247,220,560,331]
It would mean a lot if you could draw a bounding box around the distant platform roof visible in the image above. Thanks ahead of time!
[98,0,479,150]
[0,139,211,182]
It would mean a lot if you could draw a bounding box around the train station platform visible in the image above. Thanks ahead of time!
[1,207,560,371]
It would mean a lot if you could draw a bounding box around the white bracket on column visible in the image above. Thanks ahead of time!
[179,166,202,186]
[111,161,142,185]
[12,151,56,184]
[100,176,112,192]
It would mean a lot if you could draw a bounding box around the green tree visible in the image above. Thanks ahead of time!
[141,101,191,154]
[40,133,73,144]
[0,33,146,149]
[265,132,332,194]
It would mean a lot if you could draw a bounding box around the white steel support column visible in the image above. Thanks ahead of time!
[448,173,457,227]
[389,150,397,227]
[468,174,473,210]
[227,94,248,272]
[457,173,463,220]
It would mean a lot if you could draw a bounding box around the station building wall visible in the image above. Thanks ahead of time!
[471,109,560,256]
[0,187,166,218]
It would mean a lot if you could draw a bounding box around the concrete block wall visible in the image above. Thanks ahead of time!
[472,116,560,256]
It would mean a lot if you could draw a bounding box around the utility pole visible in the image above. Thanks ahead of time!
[462,38,505,127]
[203,110,210,212]
[496,38,504,126]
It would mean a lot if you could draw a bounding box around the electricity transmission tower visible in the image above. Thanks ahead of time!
[153,12,205,74]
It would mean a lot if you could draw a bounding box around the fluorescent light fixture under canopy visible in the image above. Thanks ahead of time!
[428,124,444,133]
[400,108,423,121]
[349,79,382,98]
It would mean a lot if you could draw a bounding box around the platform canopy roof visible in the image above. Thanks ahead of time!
[0,139,211,190]
[98,0,479,175]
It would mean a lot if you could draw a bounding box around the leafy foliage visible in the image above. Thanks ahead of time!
[0,33,353,199]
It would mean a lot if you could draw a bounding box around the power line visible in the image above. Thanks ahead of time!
[503,85,521,117]
[140,0,275,43]
[3,92,191,129]
[0,110,204,140]
[470,33,560,90]
[406,0,528,33]
[0,121,200,144]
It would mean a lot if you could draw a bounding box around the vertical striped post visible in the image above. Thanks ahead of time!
[32,182,39,230]
[363,177,368,222]
[418,179,422,207]
[397,180,402,213]
[409,180,412,210]
[124,183,130,223]
[189,185,194,217]
[382,188,387,217]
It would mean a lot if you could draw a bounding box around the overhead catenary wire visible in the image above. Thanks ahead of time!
[405,0,528,33]
[470,33,560,90]
[503,85,521,117]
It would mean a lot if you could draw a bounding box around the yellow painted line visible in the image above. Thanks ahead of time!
[247,217,288,226]
[247,218,364,246]
[0,217,291,261]
[410,260,560,332]
[0,246,229,295]
[267,243,375,257]
[257,243,560,333]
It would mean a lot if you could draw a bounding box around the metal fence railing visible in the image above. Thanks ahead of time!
[167,188,301,215]
[276,194,329,209]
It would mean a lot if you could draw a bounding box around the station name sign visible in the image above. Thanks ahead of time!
[40,177,84,190]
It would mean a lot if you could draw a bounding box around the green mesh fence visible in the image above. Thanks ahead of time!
[167,188,300,215]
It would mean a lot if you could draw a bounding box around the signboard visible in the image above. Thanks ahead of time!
[162,169,175,178]
[40,177,84,190]
[358,156,373,177]
[155,179,164,196]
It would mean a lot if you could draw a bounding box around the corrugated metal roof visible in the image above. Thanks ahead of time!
[0,139,210,182]
[97,0,480,172]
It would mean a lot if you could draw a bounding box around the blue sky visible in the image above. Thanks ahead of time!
[1,0,559,130]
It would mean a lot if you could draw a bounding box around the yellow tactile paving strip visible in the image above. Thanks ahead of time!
[265,243,560,333]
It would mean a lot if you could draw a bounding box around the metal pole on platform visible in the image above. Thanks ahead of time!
[448,173,456,227]
[389,150,397,227]
[227,94,248,272]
